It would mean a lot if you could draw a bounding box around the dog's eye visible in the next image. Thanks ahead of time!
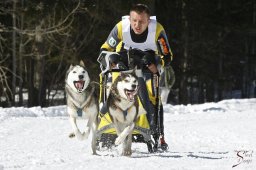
[82,71,85,73]
[73,71,77,73]
[124,80,129,82]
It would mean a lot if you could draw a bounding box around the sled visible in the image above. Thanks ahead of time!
[96,69,154,152]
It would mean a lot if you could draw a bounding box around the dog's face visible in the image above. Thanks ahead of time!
[66,63,90,93]
[116,72,138,102]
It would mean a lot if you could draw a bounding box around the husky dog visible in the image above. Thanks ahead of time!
[65,60,98,154]
[107,71,145,156]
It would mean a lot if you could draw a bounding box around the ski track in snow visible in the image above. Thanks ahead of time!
[0,99,255,170]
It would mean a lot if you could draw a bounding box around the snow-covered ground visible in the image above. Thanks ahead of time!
[0,98,255,170]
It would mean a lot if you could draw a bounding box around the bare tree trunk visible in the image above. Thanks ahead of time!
[252,0,256,97]
[27,57,38,107]
[198,77,204,104]
[32,24,46,107]
[217,0,223,101]
[242,40,249,98]
[18,0,24,106]
[179,0,189,104]
[36,41,46,107]
[11,0,17,106]
[217,42,223,101]
[206,80,214,102]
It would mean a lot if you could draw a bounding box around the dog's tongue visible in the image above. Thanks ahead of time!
[126,90,137,101]
[127,93,135,101]
[74,81,84,90]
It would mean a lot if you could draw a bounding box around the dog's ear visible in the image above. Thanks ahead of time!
[79,60,85,67]
[119,71,123,78]
[132,67,136,74]
[120,71,126,78]
[69,64,73,70]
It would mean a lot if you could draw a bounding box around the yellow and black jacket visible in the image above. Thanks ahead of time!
[101,16,173,66]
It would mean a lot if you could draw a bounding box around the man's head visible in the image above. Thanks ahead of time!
[129,4,150,35]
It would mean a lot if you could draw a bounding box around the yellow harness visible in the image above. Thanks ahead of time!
[97,72,150,135]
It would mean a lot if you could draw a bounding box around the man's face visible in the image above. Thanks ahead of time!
[129,11,150,35]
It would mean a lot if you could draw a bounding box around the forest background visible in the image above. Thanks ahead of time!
[0,0,255,107]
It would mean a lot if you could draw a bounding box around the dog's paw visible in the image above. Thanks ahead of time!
[81,127,90,139]
[69,132,75,138]
[115,135,125,145]
[75,131,85,141]
[122,149,132,156]
[82,132,89,139]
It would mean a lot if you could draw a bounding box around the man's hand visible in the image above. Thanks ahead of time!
[141,52,156,65]
[147,63,158,74]
[161,55,171,67]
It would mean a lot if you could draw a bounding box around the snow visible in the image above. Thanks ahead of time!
[0,98,255,170]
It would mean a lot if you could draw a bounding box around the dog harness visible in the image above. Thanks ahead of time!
[100,99,138,122]
[97,96,152,142]
[77,108,83,117]
[65,84,95,117]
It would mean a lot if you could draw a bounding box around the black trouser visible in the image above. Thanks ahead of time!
[136,70,164,136]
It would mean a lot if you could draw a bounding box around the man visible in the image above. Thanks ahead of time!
[100,4,173,150]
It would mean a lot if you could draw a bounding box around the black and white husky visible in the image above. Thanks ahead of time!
[107,71,145,156]
[65,61,98,154]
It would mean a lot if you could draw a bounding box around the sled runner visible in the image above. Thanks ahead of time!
[96,50,174,152]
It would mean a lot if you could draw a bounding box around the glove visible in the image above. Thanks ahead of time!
[141,53,156,66]
[161,55,171,67]
[109,53,120,64]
